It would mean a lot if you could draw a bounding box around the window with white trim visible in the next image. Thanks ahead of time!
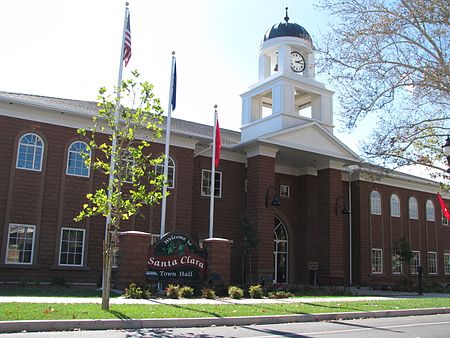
[428,251,437,274]
[59,228,85,266]
[16,133,44,171]
[443,214,449,226]
[390,194,400,217]
[151,234,160,245]
[371,248,383,274]
[121,150,135,184]
[426,200,435,221]
[111,231,119,268]
[391,251,402,274]
[411,251,420,274]
[409,197,418,219]
[201,169,222,197]
[67,141,90,177]
[280,185,290,198]
[370,191,381,215]
[155,157,175,188]
[5,224,35,264]
[444,253,450,274]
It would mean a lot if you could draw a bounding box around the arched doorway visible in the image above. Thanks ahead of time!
[273,215,288,283]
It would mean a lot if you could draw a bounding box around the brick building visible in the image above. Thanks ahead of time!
[1,15,449,288]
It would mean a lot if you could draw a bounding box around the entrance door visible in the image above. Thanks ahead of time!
[273,216,288,283]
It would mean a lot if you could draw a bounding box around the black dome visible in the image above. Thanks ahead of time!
[263,8,312,43]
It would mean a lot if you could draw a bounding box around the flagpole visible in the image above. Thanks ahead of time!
[101,2,129,310]
[160,52,176,237]
[209,105,218,238]
[105,3,129,243]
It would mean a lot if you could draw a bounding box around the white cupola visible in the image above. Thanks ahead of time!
[241,8,335,142]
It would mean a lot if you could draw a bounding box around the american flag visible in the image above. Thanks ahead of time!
[123,13,132,67]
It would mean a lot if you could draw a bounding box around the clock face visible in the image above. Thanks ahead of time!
[290,51,305,73]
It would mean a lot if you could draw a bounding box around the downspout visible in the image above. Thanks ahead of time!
[348,170,353,286]
[344,165,358,286]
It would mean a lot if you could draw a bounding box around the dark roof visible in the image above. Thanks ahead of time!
[263,8,312,43]
[0,91,241,146]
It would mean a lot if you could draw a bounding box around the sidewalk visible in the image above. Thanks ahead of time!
[1,288,449,333]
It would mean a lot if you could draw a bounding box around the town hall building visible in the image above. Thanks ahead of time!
[1,13,449,289]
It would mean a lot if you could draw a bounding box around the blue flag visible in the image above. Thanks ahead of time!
[171,61,177,111]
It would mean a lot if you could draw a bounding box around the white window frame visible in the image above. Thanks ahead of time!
[16,133,44,171]
[151,234,160,245]
[111,231,119,268]
[390,194,400,217]
[66,141,90,177]
[427,251,437,274]
[444,253,450,274]
[5,224,36,265]
[121,150,135,184]
[155,156,175,189]
[391,250,402,274]
[371,248,383,274]
[370,191,381,215]
[409,197,418,220]
[58,227,85,267]
[411,251,420,275]
[280,184,290,198]
[426,200,435,221]
[201,169,222,198]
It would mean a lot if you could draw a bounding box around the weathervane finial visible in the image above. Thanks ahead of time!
[284,7,289,23]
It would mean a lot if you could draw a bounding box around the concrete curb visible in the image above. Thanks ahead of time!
[1,307,450,333]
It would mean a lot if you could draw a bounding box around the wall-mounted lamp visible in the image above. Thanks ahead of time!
[335,195,351,216]
[265,186,281,208]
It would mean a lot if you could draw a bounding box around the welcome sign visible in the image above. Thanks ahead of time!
[147,232,206,282]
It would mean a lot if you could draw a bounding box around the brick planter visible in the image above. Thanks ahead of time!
[116,231,152,290]
[202,238,233,285]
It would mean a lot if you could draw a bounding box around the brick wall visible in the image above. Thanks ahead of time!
[352,180,450,286]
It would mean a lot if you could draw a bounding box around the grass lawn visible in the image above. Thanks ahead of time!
[1,298,450,321]
[0,287,120,298]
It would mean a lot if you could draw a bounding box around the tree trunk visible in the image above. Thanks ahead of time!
[101,239,112,310]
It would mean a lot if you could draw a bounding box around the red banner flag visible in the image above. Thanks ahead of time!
[215,119,221,168]
[437,193,450,221]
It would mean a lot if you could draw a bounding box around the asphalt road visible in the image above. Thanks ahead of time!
[2,314,450,338]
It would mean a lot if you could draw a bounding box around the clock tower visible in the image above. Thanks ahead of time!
[241,8,334,142]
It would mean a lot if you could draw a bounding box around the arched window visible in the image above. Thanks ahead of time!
[274,216,288,284]
[409,197,418,219]
[426,199,435,221]
[66,141,90,177]
[16,133,44,171]
[370,191,381,215]
[390,194,400,217]
[155,156,175,188]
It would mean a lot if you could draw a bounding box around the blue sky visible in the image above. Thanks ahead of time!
[1,0,360,151]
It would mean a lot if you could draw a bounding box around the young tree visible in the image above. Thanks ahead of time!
[75,71,165,309]
[317,0,449,176]
[241,215,259,285]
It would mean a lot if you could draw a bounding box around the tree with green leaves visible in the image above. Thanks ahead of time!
[317,0,449,178]
[241,215,259,285]
[75,71,166,309]
[393,236,414,273]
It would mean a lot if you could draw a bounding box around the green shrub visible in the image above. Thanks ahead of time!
[228,285,244,299]
[248,284,264,298]
[142,288,153,299]
[268,290,293,299]
[124,283,143,299]
[179,285,194,298]
[201,287,216,299]
[165,284,180,299]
